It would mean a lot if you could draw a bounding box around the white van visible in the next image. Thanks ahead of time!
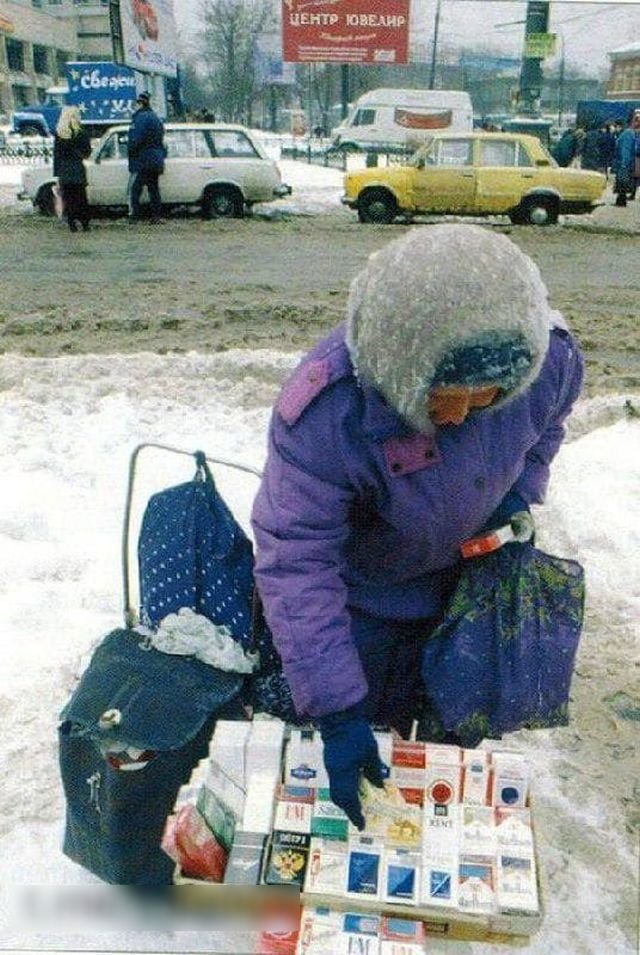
[331,88,473,152]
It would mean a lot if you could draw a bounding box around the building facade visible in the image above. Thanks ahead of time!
[0,0,111,117]
[607,42,640,99]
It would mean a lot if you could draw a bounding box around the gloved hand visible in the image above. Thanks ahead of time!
[510,510,535,543]
[318,703,385,831]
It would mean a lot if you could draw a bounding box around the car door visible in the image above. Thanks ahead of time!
[411,137,476,213]
[159,129,209,203]
[86,130,129,207]
[205,129,277,202]
[474,138,530,213]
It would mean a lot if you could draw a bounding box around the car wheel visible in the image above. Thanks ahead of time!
[521,196,558,226]
[36,183,55,216]
[202,186,244,219]
[357,190,397,224]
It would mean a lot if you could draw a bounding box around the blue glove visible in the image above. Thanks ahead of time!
[318,703,385,830]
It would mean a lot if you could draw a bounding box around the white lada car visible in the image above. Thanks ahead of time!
[19,122,292,218]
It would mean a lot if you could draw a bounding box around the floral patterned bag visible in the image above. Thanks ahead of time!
[421,543,585,747]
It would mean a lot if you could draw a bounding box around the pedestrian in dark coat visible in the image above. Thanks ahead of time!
[580,125,607,173]
[252,225,584,829]
[613,109,640,206]
[53,106,92,232]
[551,127,578,167]
[127,91,166,222]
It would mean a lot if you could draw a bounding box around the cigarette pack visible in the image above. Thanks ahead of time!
[382,847,421,905]
[242,772,278,834]
[462,749,490,806]
[460,805,496,855]
[422,802,459,857]
[208,720,250,797]
[196,781,237,852]
[496,853,539,914]
[311,788,349,841]
[354,780,422,848]
[424,761,461,807]
[340,912,381,955]
[491,752,530,808]
[285,728,330,788]
[419,853,459,909]
[245,718,286,781]
[458,855,496,915]
[304,837,348,895]
[223,842,264,885]
[274,785,315,834]
[390,741,426,804]
[379,916,425,955]
[264,830,311,887]
[296,907,343,955]
[425,743,462,765]
[494,807,534,852]
[204,758,245,818]
[346,837,383,899]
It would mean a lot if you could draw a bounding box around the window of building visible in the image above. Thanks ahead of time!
[6,39,25,73]
[32,0,44,8]
[33,45,49,75]
[12,85,31,108]
[36,87,47,103]
[56,51,70,77]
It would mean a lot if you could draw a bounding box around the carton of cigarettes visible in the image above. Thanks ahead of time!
[382,847,421,905]
[422,802,459,857]
[460,805,496,855]
[458,855,496,916]
[296,906,343,955]
[285,728,330,788]
[346,836,384,899]
[496,853,539,914]
[494,807,534,853]
[462,749,490,806]
[356,779,422,848]
[203,758,245,819]
[491,751,530,808]
[419,853,459,909]
[223,833,265,886]
[245,718,286,781]
[340,913,381,955]
[264,830,311,887]
[373,730,393,776]
[379,916,425,955]
[390,740,426,804]
[273,785,315,834]
[425,743,461,765]
[304,837,348,895]
[208,719,251,791]
[242,772,278,834]
[196,779,237,852]
[311,788,349,841]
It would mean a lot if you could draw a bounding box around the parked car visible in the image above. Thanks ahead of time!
[19,122,292,218]
[341,131,606,226]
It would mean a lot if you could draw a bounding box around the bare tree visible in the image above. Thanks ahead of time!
[199,0,275,124]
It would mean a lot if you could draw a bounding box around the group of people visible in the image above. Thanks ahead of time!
[52,91,166,232]
[552,108,640,207]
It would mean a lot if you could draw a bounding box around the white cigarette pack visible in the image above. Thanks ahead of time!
[420,853,459,909]
[458,855,496,916]
[491,751,530,808]
[285,728,330,788]
[245,718,286,781]
[204,759,245,819]
[305,837,348,895]
[460,805,496,855]
[424,757,461,807]
[462,749,490,805]
[496,853,539,913]
[208,720,250,791]
[339,913,381,955]
[379,916,426,955]
[241,772,278,834]
[422,802,460,857]
[494,807,534,853]
[296,906,343,955]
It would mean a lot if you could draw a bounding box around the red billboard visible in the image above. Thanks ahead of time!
[282,0,410,65]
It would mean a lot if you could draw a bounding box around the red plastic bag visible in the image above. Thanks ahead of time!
[162,803,228,882]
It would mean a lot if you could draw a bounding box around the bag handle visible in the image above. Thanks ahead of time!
[122,442,262,629]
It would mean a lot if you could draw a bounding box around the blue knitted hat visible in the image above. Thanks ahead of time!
[431,332,533,392]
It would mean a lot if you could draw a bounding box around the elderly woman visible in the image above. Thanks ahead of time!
[53,106,92,232]
[251,225,584,828]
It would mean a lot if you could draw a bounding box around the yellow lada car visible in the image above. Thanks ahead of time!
[342,132,606,226]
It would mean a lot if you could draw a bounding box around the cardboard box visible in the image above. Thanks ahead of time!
[458,855,496,916]
[305,837,348,895]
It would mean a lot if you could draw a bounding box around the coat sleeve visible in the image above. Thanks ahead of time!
[251,390,368,720]
[508,329,584,507]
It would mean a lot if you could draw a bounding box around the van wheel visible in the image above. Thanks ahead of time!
[358,190,397,224]
[36,183,55,216]
[520,196,558,226]
[201,186,244,219]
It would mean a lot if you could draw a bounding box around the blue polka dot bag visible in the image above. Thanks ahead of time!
[138,453,254,649]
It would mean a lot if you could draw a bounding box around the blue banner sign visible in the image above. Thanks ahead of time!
[65,61,138,123]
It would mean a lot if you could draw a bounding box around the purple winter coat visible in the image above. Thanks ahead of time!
[251,322,583,719]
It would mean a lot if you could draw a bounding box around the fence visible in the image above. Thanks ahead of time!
[280,138,413,172]
[0,137,53,164]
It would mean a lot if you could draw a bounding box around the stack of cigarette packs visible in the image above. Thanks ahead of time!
[166,721,539,932]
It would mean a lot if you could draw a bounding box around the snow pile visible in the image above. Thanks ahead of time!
[0,350,638,954]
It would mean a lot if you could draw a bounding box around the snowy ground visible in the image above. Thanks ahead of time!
[0,348,638,954]
[0,155,638,953]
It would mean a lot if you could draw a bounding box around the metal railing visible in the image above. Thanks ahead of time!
[0,137,53,164]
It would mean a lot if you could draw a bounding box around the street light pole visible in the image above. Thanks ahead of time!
[429,0,443,90]
[557,32,565,128]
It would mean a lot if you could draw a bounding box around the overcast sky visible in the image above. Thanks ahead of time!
[174,1,640,75]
